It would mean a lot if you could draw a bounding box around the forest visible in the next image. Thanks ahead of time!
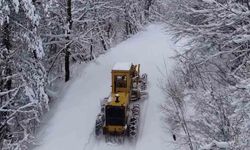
[161,0,250,149]
[0,0,250,149]
[0,0,156,149]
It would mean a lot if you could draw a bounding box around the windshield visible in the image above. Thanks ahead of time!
[115,75,127,88]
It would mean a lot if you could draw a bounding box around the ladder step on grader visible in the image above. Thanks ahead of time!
[95,62,148,143]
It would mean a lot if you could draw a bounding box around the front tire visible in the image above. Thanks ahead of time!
[95,113,104,136]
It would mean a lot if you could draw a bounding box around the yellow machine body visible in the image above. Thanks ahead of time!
[103,63,140,135]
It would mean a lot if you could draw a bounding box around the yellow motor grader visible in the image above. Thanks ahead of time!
[95,62,148,142]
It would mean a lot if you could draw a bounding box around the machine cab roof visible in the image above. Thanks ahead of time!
[112,62,132,71]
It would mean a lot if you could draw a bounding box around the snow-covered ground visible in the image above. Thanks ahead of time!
[34,24,177,150]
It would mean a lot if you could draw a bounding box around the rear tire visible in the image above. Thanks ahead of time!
[128,104,140,140]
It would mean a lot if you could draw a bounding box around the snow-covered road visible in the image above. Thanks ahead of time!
[34,24,176,150]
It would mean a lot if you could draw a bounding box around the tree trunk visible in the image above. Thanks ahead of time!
[96,24,107,51]
[65,47,70,82]
[90,39,94,60]
[107,23,112,39]
[144,0,153,19]
[1,20,11,147]
[3,21,12,90]
[65,0,73,82]
[245,0,250,10]
[100,36,107,51]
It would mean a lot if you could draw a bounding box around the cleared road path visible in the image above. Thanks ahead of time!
[35,24,176,150]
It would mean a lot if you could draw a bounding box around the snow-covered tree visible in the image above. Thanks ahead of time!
[160,0,250,149]
[43,0,148,82]
[0,0,49,149]
[0,0,153,149]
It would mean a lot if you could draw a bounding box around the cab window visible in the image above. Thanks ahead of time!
[115,75,127,88]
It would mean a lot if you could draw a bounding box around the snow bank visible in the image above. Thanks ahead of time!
[200,141,230,150]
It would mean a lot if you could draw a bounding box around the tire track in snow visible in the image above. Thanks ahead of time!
[82,129,95,150]
[135,83,150,149]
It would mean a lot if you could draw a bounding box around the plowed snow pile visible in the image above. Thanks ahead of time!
[35,24,177,150]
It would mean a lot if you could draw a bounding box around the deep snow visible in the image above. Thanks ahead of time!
[34,24,177,150]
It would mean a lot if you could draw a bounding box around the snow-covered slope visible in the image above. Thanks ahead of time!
[34,24,176,150]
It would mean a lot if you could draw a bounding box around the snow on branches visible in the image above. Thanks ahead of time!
[160,0,250,149]
[0,0,153,149]
[0,0,48,149]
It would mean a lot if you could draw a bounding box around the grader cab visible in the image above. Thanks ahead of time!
[95,62,148,142]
